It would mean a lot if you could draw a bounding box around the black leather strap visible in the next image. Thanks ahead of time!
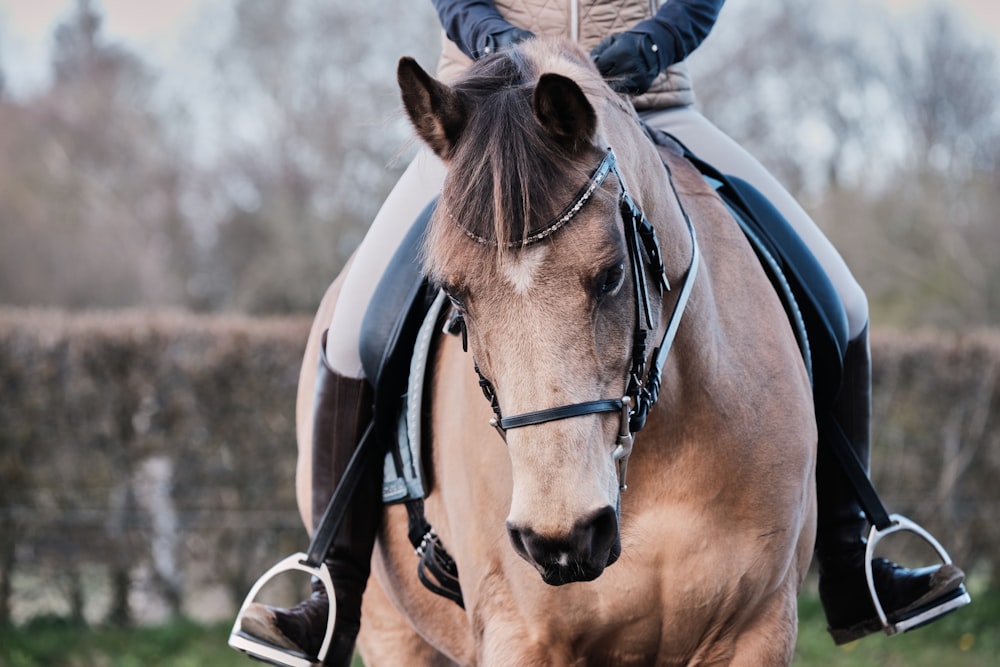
[819,413,893,530]
[498,398,624,430]
[405,500,464,608]
[416,534,465,608]
[302,422,378,568]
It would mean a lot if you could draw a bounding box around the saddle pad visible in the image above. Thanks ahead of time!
[380,290,446,504]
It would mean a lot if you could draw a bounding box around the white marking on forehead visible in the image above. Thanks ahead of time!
[502,246,549,295]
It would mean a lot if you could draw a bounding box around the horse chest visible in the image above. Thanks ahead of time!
[462,544,736,665]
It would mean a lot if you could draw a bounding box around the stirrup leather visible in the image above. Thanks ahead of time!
[228,554,336,667]
[864,514,971,636]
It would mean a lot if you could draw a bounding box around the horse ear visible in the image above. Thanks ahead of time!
[398,56,467,161]
[532,73,596,152]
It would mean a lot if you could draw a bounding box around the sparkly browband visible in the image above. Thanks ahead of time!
[460,149,617,247]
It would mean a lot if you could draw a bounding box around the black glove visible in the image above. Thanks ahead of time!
[479,26,534,57]
[590,31,664,95]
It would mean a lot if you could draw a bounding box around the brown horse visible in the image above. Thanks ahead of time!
[299,37,816,666]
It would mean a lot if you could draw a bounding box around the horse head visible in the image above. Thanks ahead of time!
[398,38,681,586]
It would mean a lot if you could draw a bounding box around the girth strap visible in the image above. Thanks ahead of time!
[405,500,465,608]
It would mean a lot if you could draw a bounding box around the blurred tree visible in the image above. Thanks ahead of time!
[0,0,195,309]
[689,0,1000,329]
[891,5,1000,176]
[689,0,897,197]
[822,4,1000,329]
[0,0,997,327]
[192,0,439,312]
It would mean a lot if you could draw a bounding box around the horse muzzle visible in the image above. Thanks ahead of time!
[506,505,621,585]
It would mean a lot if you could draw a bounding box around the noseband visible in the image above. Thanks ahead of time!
[468,147,700,490]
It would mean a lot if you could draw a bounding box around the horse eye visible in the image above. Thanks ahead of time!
[594,263,625,298]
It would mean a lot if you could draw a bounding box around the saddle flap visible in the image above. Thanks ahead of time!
[358,198,445,505]
[644,123,849,406]
[359,199,437,387]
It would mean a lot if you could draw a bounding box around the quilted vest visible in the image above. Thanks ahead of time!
[435,0,695,110]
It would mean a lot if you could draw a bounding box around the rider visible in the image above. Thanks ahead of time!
[242,0,968,663]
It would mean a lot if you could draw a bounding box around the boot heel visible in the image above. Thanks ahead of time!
[864,514,971,636]
[229,554,337,666]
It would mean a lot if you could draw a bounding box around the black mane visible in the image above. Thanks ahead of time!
[440,49,603,250]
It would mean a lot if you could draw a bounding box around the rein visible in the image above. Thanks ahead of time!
[471,148,701,490]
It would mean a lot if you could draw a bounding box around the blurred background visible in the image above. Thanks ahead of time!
[0,0,999,321]
[0,0,998,665]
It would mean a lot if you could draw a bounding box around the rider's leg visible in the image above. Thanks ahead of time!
[641,106,868,338]
[281,338,379,663]
[326,148,448,377]
[643,106,966,642]
[815,323,965,643]
[241,148,446,665]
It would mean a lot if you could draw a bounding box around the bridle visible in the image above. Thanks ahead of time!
[466,147,701,490]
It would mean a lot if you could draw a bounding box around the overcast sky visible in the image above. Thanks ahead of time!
[0,0,215,95]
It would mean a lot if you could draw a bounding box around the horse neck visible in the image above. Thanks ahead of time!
[643,144,799,440]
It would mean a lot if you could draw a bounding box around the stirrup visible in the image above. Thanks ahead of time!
[864,514,971,636]
[228,553,336,667]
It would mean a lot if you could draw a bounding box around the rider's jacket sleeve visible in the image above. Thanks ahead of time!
[432,0,725,65]
[635,0,725,67]
[431,0,511,59]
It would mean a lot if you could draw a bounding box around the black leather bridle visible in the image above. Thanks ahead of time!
[464,147,701,490]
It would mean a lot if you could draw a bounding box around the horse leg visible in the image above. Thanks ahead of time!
[357,565,460,667]
[722,578,800,667]
[358,501,468,667]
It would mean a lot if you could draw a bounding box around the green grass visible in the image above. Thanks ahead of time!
[0,615,367,667]
[0,616,249,667]
[794,587,999,666]
[1,591,995,666]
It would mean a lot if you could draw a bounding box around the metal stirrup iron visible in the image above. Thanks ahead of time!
[822,415,971,636]
[865,516,970,635]
[228,422,378,667]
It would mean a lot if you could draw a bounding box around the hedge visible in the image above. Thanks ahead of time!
[0,309,310,625]
[0,309,997,625]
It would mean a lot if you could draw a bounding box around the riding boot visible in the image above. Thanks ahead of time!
[241,331,380,666]
[815,323,966,645]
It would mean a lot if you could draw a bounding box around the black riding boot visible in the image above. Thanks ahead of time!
[815,323,966,644]
[242,331,380,665]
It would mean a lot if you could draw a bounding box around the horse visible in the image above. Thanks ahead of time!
[297,37,817,666]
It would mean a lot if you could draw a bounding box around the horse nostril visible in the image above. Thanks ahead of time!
[506,523,530,561]
[586,505,619,561]
[506,506,620,584]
